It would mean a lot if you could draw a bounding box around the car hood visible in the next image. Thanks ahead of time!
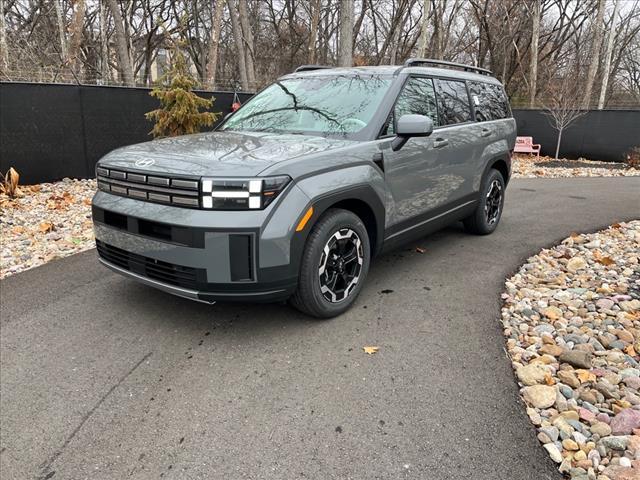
[99,131,355,177]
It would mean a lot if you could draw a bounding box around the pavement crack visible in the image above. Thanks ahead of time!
[38,351,153,478]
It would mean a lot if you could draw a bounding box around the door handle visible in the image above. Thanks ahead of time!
[433,138,449,148]
[481,128,492,137]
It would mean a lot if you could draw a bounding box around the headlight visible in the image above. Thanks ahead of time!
[201,175,291,210]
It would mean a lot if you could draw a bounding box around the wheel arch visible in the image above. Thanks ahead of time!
[299,184,386,257]
[484,154,511,186]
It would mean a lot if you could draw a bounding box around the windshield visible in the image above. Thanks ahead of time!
[220,75,392,137]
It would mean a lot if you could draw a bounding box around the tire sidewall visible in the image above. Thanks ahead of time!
[302,210,370,318]
[478,169,505,234]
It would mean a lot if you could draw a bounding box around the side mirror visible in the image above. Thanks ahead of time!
[391,114,434,151]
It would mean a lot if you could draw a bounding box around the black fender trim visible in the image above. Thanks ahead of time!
[483,153,512,185]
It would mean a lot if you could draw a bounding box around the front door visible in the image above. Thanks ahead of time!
[382,76,446,229]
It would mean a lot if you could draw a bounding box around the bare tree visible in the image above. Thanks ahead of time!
[105,0,134,86]
[338,0,354,66]
[0,0,7,72]
[54,0,68,63]
[417,0,431,58]
[98,0,110,83]
[598,0,620,109]
[205,0,225,89]
[68,0,86,75]
[582,0,605,108]
[228,0,249,89]
[528,0,540,107]
[543,77,587,160]
[308,0,322,63]
[237,0,256,88]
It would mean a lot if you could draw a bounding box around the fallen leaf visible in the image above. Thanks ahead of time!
[597,256,615,266]
[82,198,92,206]
[12,226,25,234]
[363,346,379,355]
[624,345,637,357]
[29,185,42,193]
[544,373,556,385]
[576,370,596,384]
[39,221,54,233]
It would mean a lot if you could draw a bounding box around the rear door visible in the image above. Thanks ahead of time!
[468,80,515,177]
[431,78,478,203]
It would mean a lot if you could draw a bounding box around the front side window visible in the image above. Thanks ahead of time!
[436,79,472,125]
[468,81,511,121]
[220,75,392,137]
[386,76,439,135]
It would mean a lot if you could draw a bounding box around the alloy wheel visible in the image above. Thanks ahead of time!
[318,228,364,303]
[485,179,503,225]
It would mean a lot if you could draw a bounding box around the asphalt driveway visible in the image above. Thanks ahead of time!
[1,177,639,480]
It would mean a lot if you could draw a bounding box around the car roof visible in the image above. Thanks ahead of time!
[279,65,503,85]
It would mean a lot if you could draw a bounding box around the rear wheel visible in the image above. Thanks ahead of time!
[290,209,370,318]
[463,168,505,235]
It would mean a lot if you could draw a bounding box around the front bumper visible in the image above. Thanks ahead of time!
[92,186,312,303]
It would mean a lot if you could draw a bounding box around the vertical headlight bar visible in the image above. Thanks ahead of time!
[201,176,290,210]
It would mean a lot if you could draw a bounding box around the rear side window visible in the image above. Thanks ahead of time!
[468,81,511,121]
[386,76,439,135]
[435,79,472,125]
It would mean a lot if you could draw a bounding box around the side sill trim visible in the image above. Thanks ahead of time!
[384,200,476,241]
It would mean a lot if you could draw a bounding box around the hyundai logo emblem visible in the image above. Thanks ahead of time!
[135,159,155,167]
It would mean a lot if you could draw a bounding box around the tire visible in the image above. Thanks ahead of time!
[463,168,505,235]
[290,208,371,319]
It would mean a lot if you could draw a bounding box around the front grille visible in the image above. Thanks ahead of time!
[96,240,199,289]
[96,167,200,208]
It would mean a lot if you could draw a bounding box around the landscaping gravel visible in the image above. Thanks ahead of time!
[513,155,640,178]
[0,178,96,279]
[502,220,640,480]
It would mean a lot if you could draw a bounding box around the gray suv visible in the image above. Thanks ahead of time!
[92,59,516,318]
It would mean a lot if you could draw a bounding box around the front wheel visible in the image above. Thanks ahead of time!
[463,169,505,235]
[290,209,370,318]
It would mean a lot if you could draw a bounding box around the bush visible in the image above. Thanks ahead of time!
[145,46,220,138]
[624,147,640,169]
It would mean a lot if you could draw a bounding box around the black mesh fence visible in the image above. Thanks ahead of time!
[1,82,638,184]
[1,82,251,184]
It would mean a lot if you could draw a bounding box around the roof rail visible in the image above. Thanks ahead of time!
[294,65,334,73]
[403,58,493,76]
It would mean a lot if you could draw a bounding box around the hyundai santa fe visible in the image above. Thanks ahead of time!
[92,58,516,318]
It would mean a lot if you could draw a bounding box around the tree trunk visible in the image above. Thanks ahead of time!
[555,128,562,160]
[417,0,431,58]
[205,0,225,90]
[308,0,321,64]
[99,0,110,83]
[582,0,605,108]
[528,0,540,108]
[0,0,8,72]
[237,0,256,88]
[597,0,619,110]
[228,0,249,90]
[68,0,86,76]
[338,0,354,67]
[105,0,134,86]
[54,0,68,63]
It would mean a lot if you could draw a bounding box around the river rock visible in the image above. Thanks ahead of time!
[523,385,557,409]
[560,350,593,369]
[610,409,640,435]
